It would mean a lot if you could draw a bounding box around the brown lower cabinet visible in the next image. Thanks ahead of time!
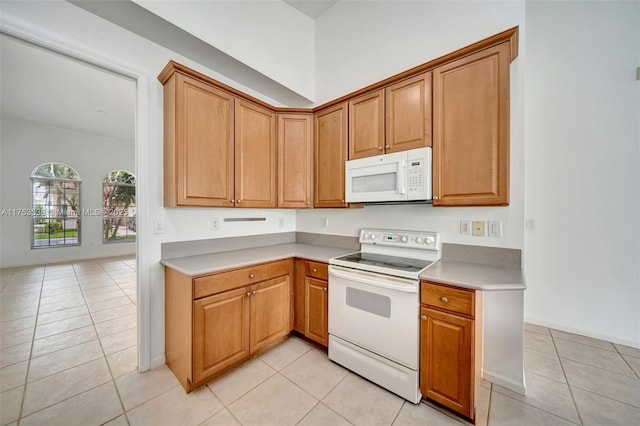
[293,259,329,346]
[420,281,483,421]
[165,259,292,392]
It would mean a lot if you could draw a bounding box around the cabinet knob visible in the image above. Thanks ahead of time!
[236,200,241,203]
[385,145,390,149]
[312,268,318,273]
[421,315,427,321]
[306,201,310,205]
[252,290,256,295]
[441,297,448,303]
[323,287,327,292]
[341,200,345,203]
[432,196,439,201]
[378,146,383,151]
[249,273,255,279]
[246,292,251,297]
[230,199,235,203]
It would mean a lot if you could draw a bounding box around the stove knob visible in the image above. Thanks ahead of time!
[370,233,377,240]
[400,235,408,243]
[415,237,423,244]
[425,237,435,245]
[362,232,369,240]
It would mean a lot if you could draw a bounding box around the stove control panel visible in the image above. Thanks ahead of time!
[359,228,440,250]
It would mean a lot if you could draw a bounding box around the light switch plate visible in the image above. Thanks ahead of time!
[460,220,471,235]
[472,221,486,237]
[488,220,502,237]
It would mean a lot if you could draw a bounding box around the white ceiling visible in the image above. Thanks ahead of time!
[284,0,338,19]
[0,34,136,141]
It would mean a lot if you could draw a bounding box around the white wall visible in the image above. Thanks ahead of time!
[524,1,640,347]
[0,117,135,266]
[305,1,526,250]
[0,0,300,369]
[132,0,315,101]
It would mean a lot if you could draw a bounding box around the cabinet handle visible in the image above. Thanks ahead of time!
[378,146,383,151]
[249,273,255,279]
[252,290,256,295]
[246,292,251,297]
[385,145,390,149]
[421,315,427,321]
[441,297,448,303]
[312,268,318,273]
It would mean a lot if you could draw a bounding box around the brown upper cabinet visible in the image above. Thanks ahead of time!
[163,72,235,207]
[432,43,510,206]
[235,99,277,208]
[314,103,348,208]
[159,27,518,209]
[277,114,313,208]
[160,67,276,208]
[348,89,385,159]
[385,72,432,153]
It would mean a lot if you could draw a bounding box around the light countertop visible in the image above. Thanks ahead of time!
[419,260,526,291]
[160,243,356,277]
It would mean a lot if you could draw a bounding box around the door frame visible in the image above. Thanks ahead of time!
[1,19,153,371]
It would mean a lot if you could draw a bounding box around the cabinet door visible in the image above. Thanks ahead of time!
[348,89,385,159]
[250,275,291,353]
[293,259,306,333]
[420,307,473,419]
[314,103,348,208]
[385,72,432,153]
[432,43,510,206]
[170,73,234,207]
[235,99,277,208]
[305,277,328,346]
[193,287,250,384]
[278,114,313,208]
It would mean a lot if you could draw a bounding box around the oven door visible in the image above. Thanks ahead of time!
[328,265,419,369]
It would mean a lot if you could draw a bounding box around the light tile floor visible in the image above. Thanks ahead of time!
[2,257,640,425]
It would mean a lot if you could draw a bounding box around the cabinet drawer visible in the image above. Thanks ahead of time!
[194,259,291,299]
[305,261,328,281]
[421,281,474,317]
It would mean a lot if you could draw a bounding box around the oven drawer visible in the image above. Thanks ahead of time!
[305,261,328,280]
[421,281,474,317]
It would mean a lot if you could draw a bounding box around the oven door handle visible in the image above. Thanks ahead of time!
[329,266,418,293]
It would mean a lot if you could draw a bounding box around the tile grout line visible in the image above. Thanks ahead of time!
[550,334,585,426]
[72,261,131,424]
[14,265,46,426]
[613,344,640,381]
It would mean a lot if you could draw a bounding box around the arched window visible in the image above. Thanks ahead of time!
[103,170,136,243]
[31,163,81,248]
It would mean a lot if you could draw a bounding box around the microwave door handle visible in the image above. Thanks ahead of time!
[397,160,406,194]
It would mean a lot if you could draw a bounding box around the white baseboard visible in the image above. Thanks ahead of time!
[147,354,166,371]
[524,318,640,349]
[483,369,526,395]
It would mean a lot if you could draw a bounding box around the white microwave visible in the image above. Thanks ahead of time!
[345,147,432,203]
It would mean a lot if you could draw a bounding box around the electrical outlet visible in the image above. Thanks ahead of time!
[460,220,471,235]
[472,221,486,237]
[210,217,220,231]
[488,220,502,237]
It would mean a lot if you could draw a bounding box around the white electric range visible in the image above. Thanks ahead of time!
[328,228,441,403]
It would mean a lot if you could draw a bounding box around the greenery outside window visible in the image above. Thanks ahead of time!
[103,170,136,243]
[31,163,81,248]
